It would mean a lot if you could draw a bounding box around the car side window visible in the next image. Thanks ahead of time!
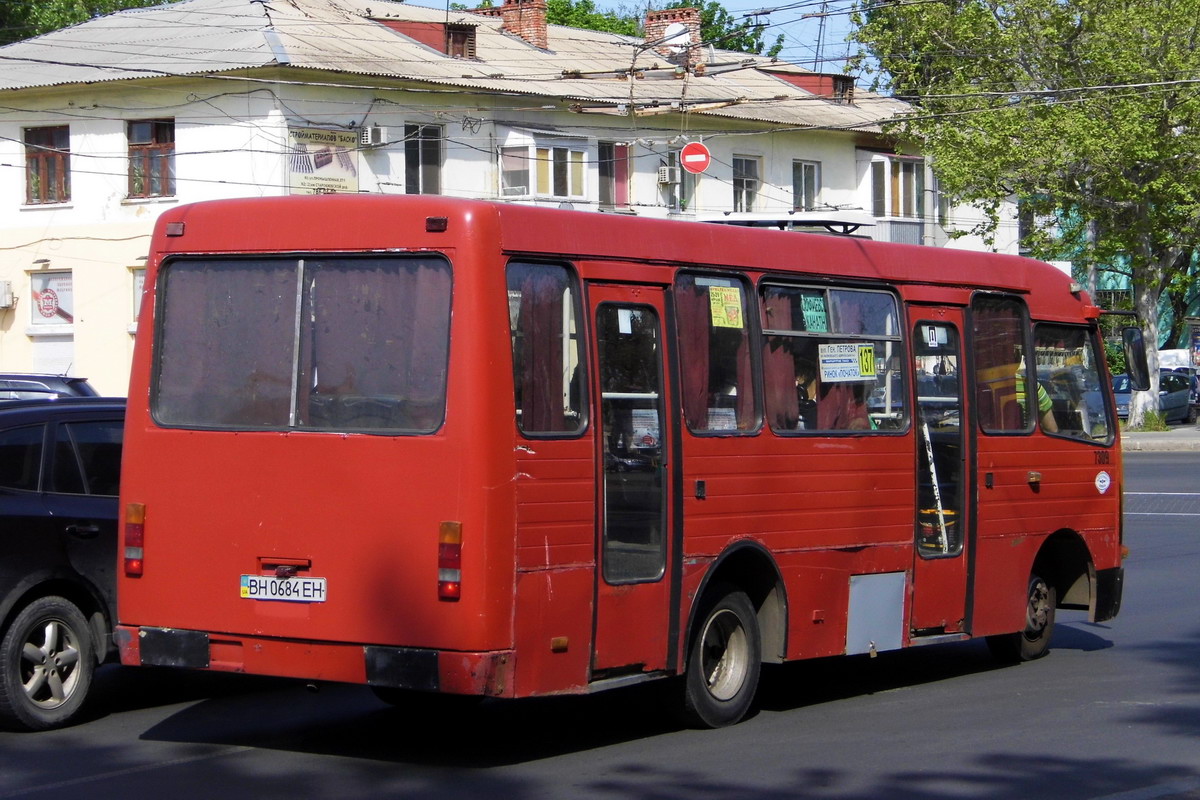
[0,424,44,491]
[52,421,123,496]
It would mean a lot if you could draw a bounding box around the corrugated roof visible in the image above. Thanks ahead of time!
[0,0,908,131]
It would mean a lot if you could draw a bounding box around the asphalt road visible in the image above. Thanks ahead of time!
[1,452,1197,800]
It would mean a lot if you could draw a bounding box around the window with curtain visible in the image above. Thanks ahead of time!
[498,142,584,199]
[760,284,905,433]
[870,156,924,219]
[506,262,585,435]
[154,255,452,432]
[674,272,758,433]
[598,142,630,209]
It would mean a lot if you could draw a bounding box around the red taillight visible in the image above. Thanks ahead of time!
[438,521,462,601]
[125,503,145,577]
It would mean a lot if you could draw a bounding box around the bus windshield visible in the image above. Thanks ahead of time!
[153,254,452,432]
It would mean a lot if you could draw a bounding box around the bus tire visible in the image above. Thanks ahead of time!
[680,585,761,728]
[986,573,1056,664]
[0,596,96,731]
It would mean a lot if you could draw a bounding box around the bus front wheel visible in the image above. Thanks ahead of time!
[987,573,1056,663]
[680,585,761,728]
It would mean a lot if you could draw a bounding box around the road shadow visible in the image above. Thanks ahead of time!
[131,624,1115,767]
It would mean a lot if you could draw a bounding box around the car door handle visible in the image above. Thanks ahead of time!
[65,523,101,538]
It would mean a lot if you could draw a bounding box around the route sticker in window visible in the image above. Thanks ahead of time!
[819,342,876,382]
[801,292,828,332]
[708,286,743,329]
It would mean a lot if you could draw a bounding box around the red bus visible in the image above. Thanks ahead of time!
[116,195,1136,727]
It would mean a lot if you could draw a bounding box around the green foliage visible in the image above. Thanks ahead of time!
[669,1,783,57]
[850,0,1200,374]
[0,0,168,45]
[546,0,640,36]
[540,0,783,56]
[1104,338,1127,376]
[1128,409,1170,432]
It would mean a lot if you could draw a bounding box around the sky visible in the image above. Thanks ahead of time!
[404,0,866,81]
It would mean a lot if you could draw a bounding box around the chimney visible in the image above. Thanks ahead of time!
[471,0,548,50]
[644,7,701,68]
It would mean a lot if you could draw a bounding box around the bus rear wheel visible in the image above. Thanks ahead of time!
[987,573,1056,663]
[680,585,761,728]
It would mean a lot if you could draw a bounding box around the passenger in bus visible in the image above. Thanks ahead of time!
[795,358,871,431]
[1015,371,1059,433]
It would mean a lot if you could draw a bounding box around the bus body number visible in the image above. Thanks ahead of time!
[240,574,327,603]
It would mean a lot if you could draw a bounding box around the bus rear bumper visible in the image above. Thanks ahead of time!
[1092,566,1124,623]
[115,626,514,696]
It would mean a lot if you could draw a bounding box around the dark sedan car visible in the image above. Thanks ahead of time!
[1113,371,1196,424]
[0,373,99,402]
[0,397,124,730]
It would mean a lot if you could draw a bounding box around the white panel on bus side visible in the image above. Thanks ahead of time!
[846,572,907,655]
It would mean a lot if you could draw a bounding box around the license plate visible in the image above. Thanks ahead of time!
[240,574,327,603]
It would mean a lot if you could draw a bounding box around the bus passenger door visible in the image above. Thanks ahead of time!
[588,284,677,676]
[909,310,971,635]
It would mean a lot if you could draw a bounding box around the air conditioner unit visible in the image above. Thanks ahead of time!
[658,166,681,184]
[359,126,388,147]
[0,281,13,309]
[501,185,528,196]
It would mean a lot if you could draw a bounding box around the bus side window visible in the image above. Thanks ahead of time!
[972,294,1033,433]
[1033,324,1112,441]
[507,262,585,435]
[674,273,759,434]
[761,284,905,433]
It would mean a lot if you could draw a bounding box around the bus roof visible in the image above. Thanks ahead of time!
[150,195,1089,321]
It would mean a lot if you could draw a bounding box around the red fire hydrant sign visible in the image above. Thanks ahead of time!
[680,141,711,174]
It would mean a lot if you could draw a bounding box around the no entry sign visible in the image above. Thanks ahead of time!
[680,141,711,174]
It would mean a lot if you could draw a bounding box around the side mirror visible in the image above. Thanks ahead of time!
[1123,327,1150,391]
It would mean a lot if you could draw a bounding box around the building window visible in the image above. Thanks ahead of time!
[128,119,175,198]
[30,271,74,327]
[733,156,760,212]
[24,126,70,205]
[871,156,924,218]
[792,160,820,211]
[662,150,696,212]
[404,124,442,195]
[499,143,585,200]
[598,142,630,209]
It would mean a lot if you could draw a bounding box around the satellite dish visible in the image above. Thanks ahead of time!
[661,21,691,53]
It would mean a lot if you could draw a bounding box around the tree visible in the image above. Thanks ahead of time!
[673,1,783,58]
[545,0,640,35]
[0,0,167,45]
[540,0,783,56]
[850,0,1200,427]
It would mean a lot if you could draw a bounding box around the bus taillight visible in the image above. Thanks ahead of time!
[125,503,146,577]
[438,521,462,601]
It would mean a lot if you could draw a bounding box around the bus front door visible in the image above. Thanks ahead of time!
[589,284,677,676]
[909,310,971,635]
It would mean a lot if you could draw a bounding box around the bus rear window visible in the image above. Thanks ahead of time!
[153,255,452,432]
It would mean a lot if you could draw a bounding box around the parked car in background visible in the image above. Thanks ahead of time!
[0,397,124,730]
[0,374,99,402]
[1113,371,1196,423]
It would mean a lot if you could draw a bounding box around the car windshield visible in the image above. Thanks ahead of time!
[1112,375,1130,393]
